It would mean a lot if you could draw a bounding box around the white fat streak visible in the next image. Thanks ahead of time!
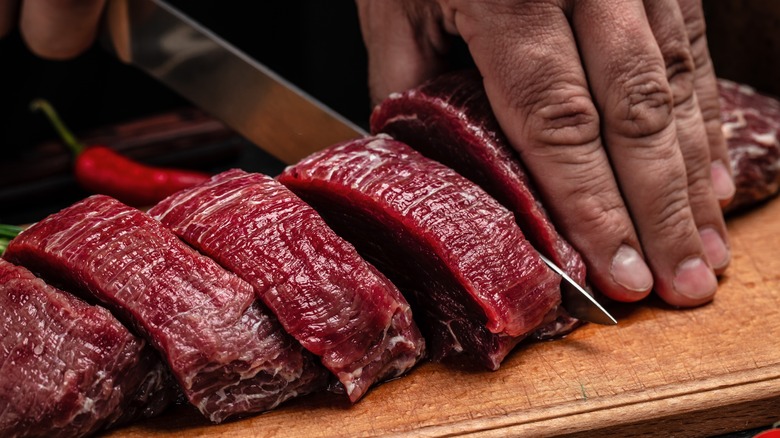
[741,144,775,159]
[444,320,464,353]
[721,109,747,139]
[751,131,778,146]
[384,113,420,125]
[738,83,756,95]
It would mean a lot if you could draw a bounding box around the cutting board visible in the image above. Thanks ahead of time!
[105,196,780,438]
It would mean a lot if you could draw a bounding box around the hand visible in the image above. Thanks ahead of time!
[357,0,735,307]
[0,0,105,60]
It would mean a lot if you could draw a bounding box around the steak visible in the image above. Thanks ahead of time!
[278,136,562,370]
[0,258,174,438]
[3,195,328,423]
[369,69,585,338]
[148,169,425,402]
[718,78,780,212]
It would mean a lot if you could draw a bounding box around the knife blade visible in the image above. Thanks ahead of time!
[537,253,617,325]
[102,0,366,165]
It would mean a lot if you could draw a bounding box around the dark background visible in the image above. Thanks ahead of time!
[1,0,779,224]
[0,1,371,156]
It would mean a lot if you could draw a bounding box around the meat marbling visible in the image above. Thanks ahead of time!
[148,169,425,402]
[0,258,174,438]
[278,136,563,370]
[3,195,328,423]
[718,78,780,212]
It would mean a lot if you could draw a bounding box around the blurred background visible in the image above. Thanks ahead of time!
[0,0,778,223]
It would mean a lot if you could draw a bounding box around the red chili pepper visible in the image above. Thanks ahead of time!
[31,99,211,207]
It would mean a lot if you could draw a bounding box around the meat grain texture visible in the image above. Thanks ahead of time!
[0,259,174,438]
[719,78,780,212]
[279,136,563,370]
[3,195,328,423]
[149,169,425,402]
[370,69,586,338]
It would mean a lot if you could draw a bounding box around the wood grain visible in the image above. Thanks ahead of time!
[104,197,780,438]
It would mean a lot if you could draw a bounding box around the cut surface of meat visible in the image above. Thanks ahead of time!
[3,195,328,423]
[0,258,175,438]
[718,78,780,212]
[278,136,562,370]
[149,169,425,402]
[370,70,585,337]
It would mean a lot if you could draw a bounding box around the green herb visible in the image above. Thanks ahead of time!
[0,225,23,256]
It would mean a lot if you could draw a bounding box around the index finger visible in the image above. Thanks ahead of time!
[0,0,18,39]
[20,0,105,60]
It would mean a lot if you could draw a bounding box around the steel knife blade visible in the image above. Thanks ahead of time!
[103,0,366,164]
[538,253,617,325]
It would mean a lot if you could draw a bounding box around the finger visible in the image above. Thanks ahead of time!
[0,0,19,39]
[445,0,654,303]
[645,0,730,275]
[678,0,735,208]
[356,0,450,105]
[573,0,717,307]
[20,0,105,60]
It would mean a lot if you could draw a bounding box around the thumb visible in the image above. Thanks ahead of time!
[356,0,451,105]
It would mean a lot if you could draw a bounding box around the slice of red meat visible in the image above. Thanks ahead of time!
[148,169,425,402]
[718,78,780,212]
[3,195,328,423]
[370,69,584,337]
[278,136,562,370]
[0,258,175,438]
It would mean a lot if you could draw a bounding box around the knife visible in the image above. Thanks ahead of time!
[538,253,617,325]
[102,0,367,165]
[102,0,616,325]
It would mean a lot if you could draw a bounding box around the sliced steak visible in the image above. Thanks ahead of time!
[278,136,562,370]
[3,195,328,423]
[0,258,174,438]
[149,169,425,402]
[718,78,780,212]
[369,69,586,337]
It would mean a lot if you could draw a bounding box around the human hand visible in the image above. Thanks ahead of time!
[356,0,735,308]
[0,0,105,59]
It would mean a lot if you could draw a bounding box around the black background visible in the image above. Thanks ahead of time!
[1,0,779,224]
[0,1,371,157]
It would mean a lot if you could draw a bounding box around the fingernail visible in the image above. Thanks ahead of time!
[699,227,730,270]
[611,245,653,293]
[711,160,736,201]
[673,257,718,300]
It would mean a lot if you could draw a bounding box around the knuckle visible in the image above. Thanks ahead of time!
[663,47,696,108]
[648,189,697,243]
[521,80,601,148]
[608,64,675,139]
[564,181,632,244]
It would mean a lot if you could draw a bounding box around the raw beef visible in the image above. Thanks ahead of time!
[370,69,585,337]
[3,195,328,423]
[278,136,563,370]
[0,258,175,438]
[718,78,780,212]
[149,169,425,402]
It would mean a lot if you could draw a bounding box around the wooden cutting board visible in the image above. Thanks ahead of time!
[105,197,780,438]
